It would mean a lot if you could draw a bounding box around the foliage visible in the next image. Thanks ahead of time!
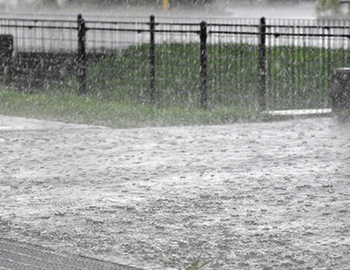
[2,39,347,124]
[41,0,59,6]
[87,43,258,109]
[0,88,269,129]
[85,42,347,111]
[170,0,213,6]
[316,0,341,14]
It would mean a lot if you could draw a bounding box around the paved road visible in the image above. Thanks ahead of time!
[0,117,143,270]
[0,238,142,270]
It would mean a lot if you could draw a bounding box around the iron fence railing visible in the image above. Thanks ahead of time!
[0,14,349,110]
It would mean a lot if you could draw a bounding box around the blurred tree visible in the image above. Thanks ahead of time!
[316,0,341,14]
[42,0,58,6]
[171,0,213,6]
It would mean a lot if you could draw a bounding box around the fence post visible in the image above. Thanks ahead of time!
[200,20,208,109]
[149,15,156,105]
[77,14,87,95]
[258,17,266,110]
[0,35,14,86]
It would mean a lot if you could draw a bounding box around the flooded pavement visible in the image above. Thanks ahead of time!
[0,115,349,269]
[0,237,141,270]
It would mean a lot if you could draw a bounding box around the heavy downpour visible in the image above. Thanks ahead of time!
[0,0,350,270]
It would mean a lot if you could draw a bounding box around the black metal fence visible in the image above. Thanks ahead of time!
[0,15,350,110]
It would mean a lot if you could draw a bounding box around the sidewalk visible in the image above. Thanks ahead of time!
[0,115,99,131]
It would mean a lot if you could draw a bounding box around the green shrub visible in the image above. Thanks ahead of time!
[85,42,347,110]
[316,0,341,14]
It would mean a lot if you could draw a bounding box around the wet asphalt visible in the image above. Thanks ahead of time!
[0,238,142,270]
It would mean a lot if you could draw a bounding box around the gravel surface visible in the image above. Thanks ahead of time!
[0,115,349,269]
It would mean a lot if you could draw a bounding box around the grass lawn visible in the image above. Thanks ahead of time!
[0,88,272,128]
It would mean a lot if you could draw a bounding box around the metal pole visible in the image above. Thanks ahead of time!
[200,21,208,109]
[258,17,266,110]
[77,14,87,95]
[149,15,156,105]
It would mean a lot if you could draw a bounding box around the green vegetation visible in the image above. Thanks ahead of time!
[265,45,342,110]
[316,0,341,15]
[86,43,347,110]
[0,88,267,129]
[0,42,343,128]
